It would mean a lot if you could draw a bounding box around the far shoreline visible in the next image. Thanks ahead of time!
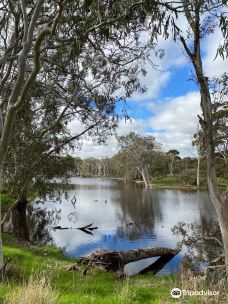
[64,175,211,190]
[53,175,227,191]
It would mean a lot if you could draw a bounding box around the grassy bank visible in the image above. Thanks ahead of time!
[109,175,228,189]
[0,234,227,304]
[152,175,228,189]
[0,234,174,304]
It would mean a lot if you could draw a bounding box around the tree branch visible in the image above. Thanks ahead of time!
[12,27,51,111]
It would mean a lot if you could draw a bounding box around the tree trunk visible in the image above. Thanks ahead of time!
[197,155,200,188]
[9,195,29,240]
[139,166,150,188]
[197,66,228,276]
[169,162,173,175]
[180,5,228,276]
[213,187,228,276]
[77,247,180,274]
[0,164,4,272]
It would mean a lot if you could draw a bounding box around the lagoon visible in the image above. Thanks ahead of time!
[29,177,217,275]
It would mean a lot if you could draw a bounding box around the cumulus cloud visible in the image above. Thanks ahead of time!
[149,91,201,156]
[202,28,228,78]
[69,92,201,158]
[131,24,188,102]
[71,118,146,159]
[132,69,171,102]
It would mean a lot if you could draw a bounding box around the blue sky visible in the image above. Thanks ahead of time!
[118,64,197,122]
[70,21,228,159]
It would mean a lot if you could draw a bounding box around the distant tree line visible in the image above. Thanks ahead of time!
[71,132,228,188]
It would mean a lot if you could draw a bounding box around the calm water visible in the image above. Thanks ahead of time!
[29,177,217,275]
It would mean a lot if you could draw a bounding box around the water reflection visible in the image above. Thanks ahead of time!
[29,177,217,274]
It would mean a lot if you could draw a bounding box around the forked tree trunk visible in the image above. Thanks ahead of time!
[138,166,150,188]
[9,195,29,240]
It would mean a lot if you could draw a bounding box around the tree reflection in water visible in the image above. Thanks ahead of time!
[27,199,62,243]
[26,178,217,276]
[114,184,162,241]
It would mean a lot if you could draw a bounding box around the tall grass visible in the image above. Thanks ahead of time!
[5,275,59,304]
[116,277,138,303]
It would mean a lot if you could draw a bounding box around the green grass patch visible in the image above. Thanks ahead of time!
[1,235,228,303]
[0,234,177,304]
[153,175,181,187]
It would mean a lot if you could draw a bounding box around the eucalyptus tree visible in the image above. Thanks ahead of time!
[109,150,139,181]
[0,0,227,277]
[143,0,228,276]
[2,100,76,239]
[118,132,160,187]
[166,149,180,176]
[0,0,173,270]
[1,91,117,239]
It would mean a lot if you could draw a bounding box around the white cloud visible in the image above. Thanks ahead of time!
[132,69,171,102]
[203,28,228,78]
[149,91,201,156]
[72,118,146,159]
[68,116,87,135]
[131,24,188,102]
[69,92,201,158]
[117,118,146,136]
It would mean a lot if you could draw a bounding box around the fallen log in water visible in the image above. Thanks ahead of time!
[74,247,180,275]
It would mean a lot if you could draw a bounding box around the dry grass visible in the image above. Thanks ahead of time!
[5,275,59,304]
[177,270,228,304]
[115,277,138,303]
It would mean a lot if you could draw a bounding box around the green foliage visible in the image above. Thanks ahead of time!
[180,169,197,186]
[0,193,13,206]
[172,220,224,281]
[194,73,228,165]
[167,150,180,157]
[1,0,157,202]
[117,132,161,184]
[218,177,228,187]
